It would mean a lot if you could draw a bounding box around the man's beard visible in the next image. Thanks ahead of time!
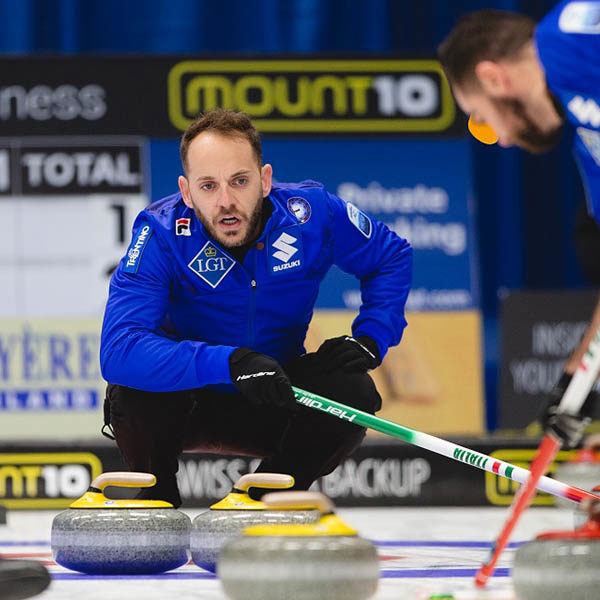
[496,92,564,154]
[196,192,264,249]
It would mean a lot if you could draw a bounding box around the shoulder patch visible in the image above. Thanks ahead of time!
[287,196,312,224]
[559,2,600,33]
[346,202,372,239]
[122,224,153,274]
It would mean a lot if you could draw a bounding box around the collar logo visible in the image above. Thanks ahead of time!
[188,241,234,288]
[176,217,191,236]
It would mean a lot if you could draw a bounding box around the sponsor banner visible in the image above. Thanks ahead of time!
[305,309,485,436]
[499,290,600,429]
[0,56,462,136]
[0,440,580,509]
[0,452,102,509]
[0,319,105,440]
[0,137,146,196]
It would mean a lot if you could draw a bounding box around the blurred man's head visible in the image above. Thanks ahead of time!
[178,109,272,248]
[438,10,563,153]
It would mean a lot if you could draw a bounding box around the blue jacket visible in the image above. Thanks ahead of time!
[100,181,412,392]
[536,0,600,221]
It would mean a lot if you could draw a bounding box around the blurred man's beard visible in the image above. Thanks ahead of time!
[196,193,264,248]
[497,93,564,154]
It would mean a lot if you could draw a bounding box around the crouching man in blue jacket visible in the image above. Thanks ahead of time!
[100,109,412,506]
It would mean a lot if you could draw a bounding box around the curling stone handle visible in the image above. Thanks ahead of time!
[90,472,156,491]
[261,491,334,513]
[235,473,294,492]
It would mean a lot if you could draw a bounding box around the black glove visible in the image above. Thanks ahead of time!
[230,348,296,410]
[539,372,598,448]
[314,335,380,373]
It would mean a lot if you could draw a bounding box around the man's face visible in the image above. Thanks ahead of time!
[178,132,272,248]
[454,85,563,154]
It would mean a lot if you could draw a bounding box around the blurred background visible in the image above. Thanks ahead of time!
[1,0,598,508]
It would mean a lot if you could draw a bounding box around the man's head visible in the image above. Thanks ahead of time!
[178,109,272,248]
[438,10,563,153]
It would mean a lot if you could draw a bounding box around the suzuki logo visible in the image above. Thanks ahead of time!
[272,232,298,263]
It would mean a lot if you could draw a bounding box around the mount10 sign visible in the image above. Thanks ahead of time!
[0,56,461,136]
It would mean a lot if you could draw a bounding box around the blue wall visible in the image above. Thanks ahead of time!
[0,0,588,430]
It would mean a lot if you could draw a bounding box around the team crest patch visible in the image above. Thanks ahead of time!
[577,127,600,166]
[287,196,312,224]
[559,2,600,34]
[176,217,191,236]
[268,226,304,275]
[346,202,372,239]
[122,224,152,274]
[188,242,235,288]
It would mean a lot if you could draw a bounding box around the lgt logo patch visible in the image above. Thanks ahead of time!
[188,242,234,288]
[269,227,303,274]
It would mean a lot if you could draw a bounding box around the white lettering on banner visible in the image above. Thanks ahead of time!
[372,76,438,116]
[22,151,140,188]
[177,458,261,498]
[509,359,566,394]
[0,328,100,382]
[391,216,466,256]
[311,458,431,498]
[531,321,589,356]
[568,96,600,127]
[337,182,448,214]
[0,84,106,121]
[0,149,9,191]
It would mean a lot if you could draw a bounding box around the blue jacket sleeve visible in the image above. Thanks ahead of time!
[100,216,235,392]
[328,192,412,361]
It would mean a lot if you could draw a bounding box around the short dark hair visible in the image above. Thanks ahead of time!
[180,108,263,173]
[438,10,536,90]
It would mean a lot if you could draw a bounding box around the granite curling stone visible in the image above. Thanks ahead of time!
[512,493,600,600]
[218,491,379,600]
[191,473,318,572]
[51,471,191,574]
[554,435,600,510]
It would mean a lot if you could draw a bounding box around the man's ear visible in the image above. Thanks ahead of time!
[261,164,273,197]
[475,60,512,96]
[178,175,193,209]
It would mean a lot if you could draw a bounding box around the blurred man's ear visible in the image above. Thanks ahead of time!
[475,61,512,96]
[178,175,193,209]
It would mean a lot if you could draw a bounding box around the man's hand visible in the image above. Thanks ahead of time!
[314,335,380,373]
[539,373,598,448]
[229,348,297,410]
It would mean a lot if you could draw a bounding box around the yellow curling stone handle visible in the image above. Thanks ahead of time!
[70,471,173,509]
[210,473,295,510]
[244,491,358,537]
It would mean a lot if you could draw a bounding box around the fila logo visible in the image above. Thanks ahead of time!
[272,232,298,263]
[176,217,191,236]
[568,96,600,128]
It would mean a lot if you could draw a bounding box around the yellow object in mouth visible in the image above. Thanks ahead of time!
[468,116,498,145]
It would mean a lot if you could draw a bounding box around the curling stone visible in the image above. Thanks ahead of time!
[512,494,600,600]
[0,558,50,600]
[554,436,600,510]
[191,473,318,572]
[218,491,379,600]
[51,472,191,574]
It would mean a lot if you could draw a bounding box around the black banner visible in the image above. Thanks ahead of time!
[0,438,581,509]
[0,137,145,195]
[499,290,599,429]
[0,56,463,137]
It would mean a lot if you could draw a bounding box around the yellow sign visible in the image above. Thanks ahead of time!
[485,449,576,506]
[305,309,484,436]
[0,452,103,509]
[168,59,456,133]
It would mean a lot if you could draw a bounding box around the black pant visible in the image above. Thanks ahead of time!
[105,353,382,507]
